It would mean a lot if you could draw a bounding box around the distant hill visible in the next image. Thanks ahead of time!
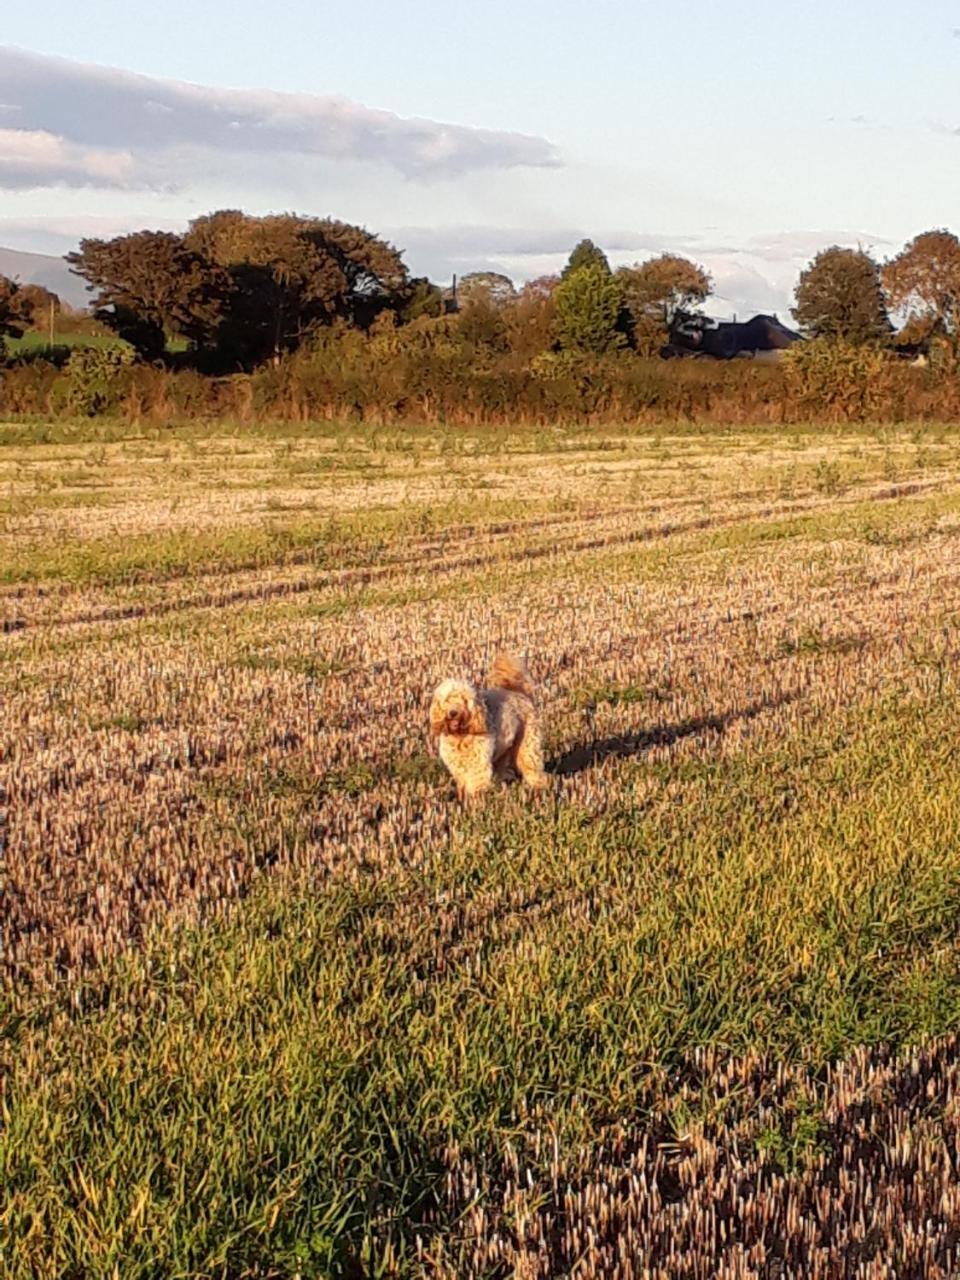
[0,246,89,310]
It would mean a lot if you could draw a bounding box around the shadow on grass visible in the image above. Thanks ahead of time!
[549,693,798,777]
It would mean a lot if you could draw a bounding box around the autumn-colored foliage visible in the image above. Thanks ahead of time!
[883,229,960,361]
[793,246,891,345]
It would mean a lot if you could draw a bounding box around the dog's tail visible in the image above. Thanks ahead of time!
[487,653,535,700]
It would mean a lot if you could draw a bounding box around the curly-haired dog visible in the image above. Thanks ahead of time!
[429,655,548,801]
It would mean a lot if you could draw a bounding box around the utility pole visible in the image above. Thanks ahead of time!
[48,298,55,346]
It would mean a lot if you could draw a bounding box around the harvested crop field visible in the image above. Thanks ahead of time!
[4,419,960,1277]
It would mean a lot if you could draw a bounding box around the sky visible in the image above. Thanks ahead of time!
[1,0,959,318]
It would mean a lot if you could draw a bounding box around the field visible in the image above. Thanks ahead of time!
[5,330,132,355]
[4,418,960,1277]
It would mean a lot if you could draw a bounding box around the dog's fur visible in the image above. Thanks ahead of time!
[429,655,548,801]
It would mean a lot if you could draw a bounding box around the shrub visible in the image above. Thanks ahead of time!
[62,345,136,416]
[781,338,888,422]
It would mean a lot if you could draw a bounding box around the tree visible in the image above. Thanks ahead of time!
[519,275,560,302]
[562,239,610,278]
[16,283,61,331]
[883,229,960,359]
[396,277,444,323]
[186,211,408,365]
[67,231,229,358]
[68,213,409,368]
[793,247,890,344]
[455,298,509,354]
[553,263,625,355]
[616,254,712,354]
[505,277,559,360]
[455,272,516,309]
[0,275,29,344]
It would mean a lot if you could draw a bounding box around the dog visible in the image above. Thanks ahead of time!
[429,654,548,801]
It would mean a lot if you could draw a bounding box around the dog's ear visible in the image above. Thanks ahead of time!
[428,696,447,738]
[466,691,489,736]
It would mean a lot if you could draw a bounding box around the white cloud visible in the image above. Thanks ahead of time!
[0,127,135,190]
[389,224,893,320]
[742,229,890,262]
[0,45,562,190]
[703,260,788,318]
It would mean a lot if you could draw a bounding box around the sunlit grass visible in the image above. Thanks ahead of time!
[4,421,960,1276]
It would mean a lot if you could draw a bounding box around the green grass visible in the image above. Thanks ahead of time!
[6,330,132,355]
[6,422,960,1276]
[5,329,191,357]
[6,464,958,595]
[4,691,960,1277]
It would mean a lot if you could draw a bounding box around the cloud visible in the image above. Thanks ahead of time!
[391,223,900,321]
[0,45,561,190]
[742,229,890,262]
[392,225,679,261]
[0,213,184,255]
[388,224,735,283]
[703,260,787,316]
[0,127,135,190]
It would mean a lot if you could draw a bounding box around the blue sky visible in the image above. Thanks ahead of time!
[2,0,959,316]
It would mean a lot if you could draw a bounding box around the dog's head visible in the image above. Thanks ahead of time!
[429,678,488,738]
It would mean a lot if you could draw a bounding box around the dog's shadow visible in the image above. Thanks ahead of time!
[548,693,797,778]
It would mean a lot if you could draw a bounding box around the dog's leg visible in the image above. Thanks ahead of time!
[493,751,515,782]
[463,738,495,801]
[516,728,548,790]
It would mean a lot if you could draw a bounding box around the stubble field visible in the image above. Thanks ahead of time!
[4,418,960,1278]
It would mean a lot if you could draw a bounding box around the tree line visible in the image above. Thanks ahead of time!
[3,213,960,434]
[2,211,958,372]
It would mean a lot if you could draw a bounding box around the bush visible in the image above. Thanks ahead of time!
[781,338,889,422]
[62,345,137,416]
[3,322,960,427]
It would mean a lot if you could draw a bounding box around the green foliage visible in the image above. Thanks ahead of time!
[562,237,611,277]
[67,231,229,358]
[60,344,136,417]
[186,210,409,366]
[397,276,444,322]
[0,274,29,344]
[793,247,891,344]
[67,211,410,370]
[454,298,510,355]
[781,336,888,421]
[6,692,960,1274]
[13,282,60,330]
[553,264,626,355]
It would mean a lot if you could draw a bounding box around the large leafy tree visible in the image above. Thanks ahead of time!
[883,229,960,358]
[16,283,61,330]
[562,238,610,278]
[793,246,890,344]
[617,254,712,354]
[67,231,229,358]
[186,211,408,365]
[68,212,409,367]
[455,271,517,309]
[553,263,625,355]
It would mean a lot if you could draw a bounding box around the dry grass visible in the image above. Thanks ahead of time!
[4,420,960,1277]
